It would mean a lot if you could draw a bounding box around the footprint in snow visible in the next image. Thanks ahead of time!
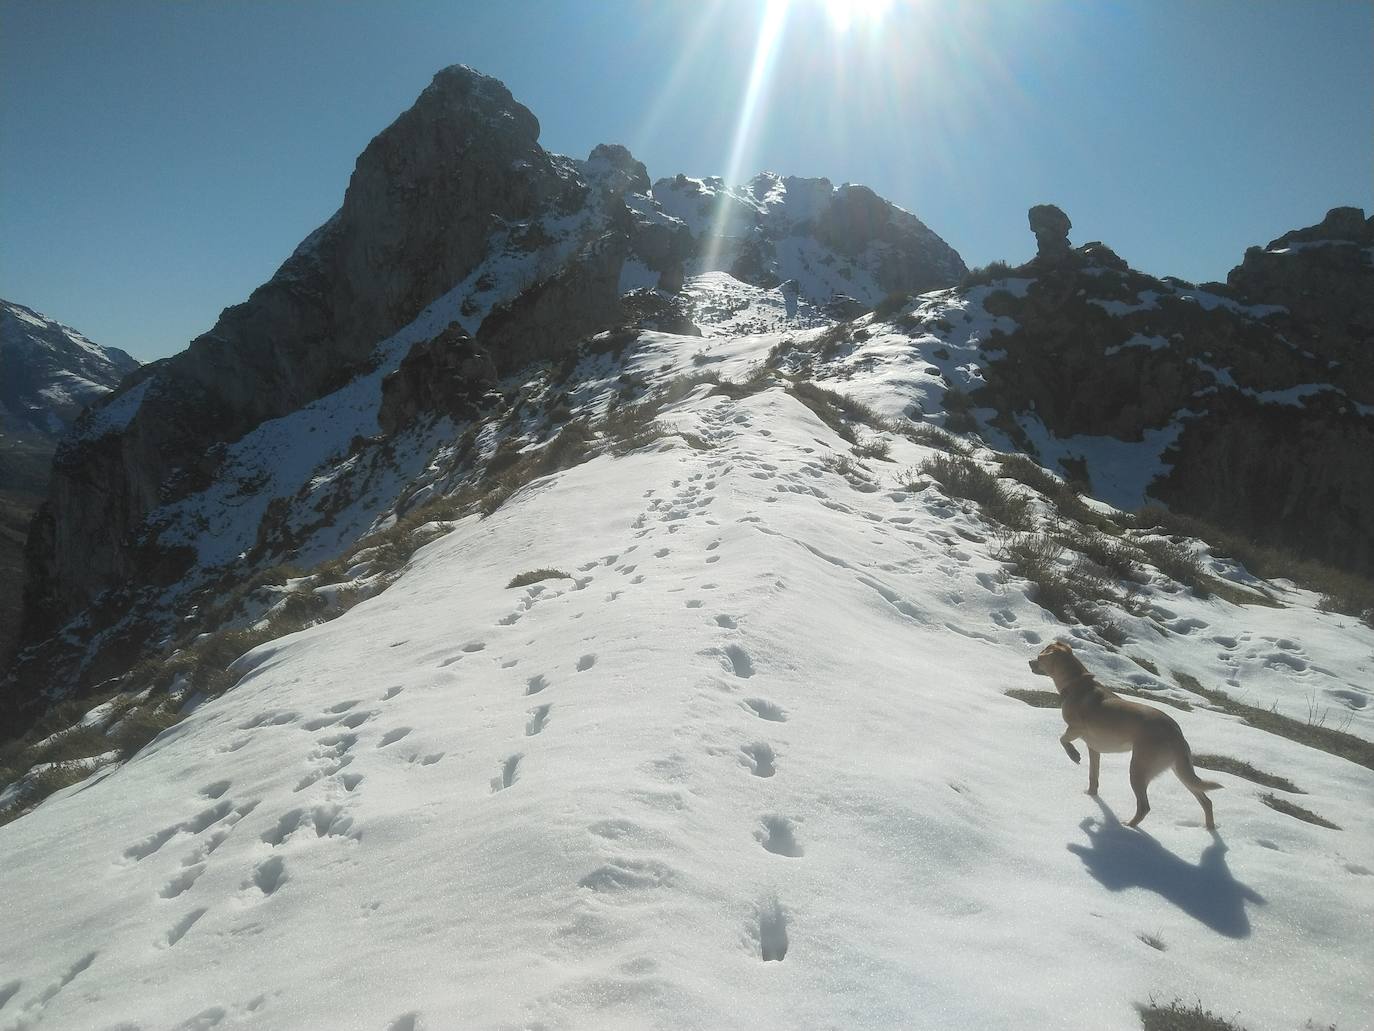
[526,705,552,736]
[576,654,597,672]
[743,698,787,722]
[490,754,522,793]
[378,727,412,748]
[757,816,804,857]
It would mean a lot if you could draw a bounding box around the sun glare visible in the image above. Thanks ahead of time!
[820,0,894,31]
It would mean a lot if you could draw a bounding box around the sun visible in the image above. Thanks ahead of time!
[819,0,894,30]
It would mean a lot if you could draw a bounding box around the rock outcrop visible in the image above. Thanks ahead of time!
[377,323,497,435]
[971,206,1374,574]
[1027,204,1072,263]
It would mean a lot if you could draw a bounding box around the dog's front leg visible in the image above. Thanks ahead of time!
[1087,748,1100,795]
[1059,728,1082,764]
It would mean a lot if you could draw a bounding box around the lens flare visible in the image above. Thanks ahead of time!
[701,0,791,272]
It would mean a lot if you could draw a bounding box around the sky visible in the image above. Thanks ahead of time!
[1,0,1370,363]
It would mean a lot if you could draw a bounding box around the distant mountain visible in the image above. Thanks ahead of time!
[0,300,138,668]
[1,299,139,439]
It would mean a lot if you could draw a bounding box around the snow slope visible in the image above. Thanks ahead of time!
[2,308,1372,1031]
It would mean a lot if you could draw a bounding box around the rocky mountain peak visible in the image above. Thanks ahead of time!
[584,143,651,195]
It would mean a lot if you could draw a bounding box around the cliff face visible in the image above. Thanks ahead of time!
[13,65,966,701]
[971,206,1374,573]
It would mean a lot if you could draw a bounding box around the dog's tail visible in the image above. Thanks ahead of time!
[1175,745,1223,793]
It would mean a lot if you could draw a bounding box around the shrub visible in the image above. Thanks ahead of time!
[873,291,911,319]
[1171,670,1374,771]
[899,422,970,455]
[507,569,571,589]
[1191,754,1301,793]
[1259,793,1340,830]
[959,260,1016,290]
[853,436,891,461]
[922,455,1032,529]
[109,707,180,759]
[1058,525,1144,582]
[1136,536,1211,596]
[1004,688,1061,708]
[1135,504,1370,625]
[1137,998,1248,1031]
[995,531,1131,644]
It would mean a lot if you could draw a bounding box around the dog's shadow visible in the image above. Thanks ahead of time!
[1067,798,1265,938]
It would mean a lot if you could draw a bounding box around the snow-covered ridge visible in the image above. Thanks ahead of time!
[1,311,1370,1030]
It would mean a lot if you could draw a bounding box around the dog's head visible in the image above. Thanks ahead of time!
[1028,641,1083,682]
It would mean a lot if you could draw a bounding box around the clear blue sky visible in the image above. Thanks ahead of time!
[2,0,1370,363]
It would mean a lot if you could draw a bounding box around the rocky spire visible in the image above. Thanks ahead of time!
[1028,204,1072,262]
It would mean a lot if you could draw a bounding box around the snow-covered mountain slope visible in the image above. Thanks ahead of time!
[2,316,1371,1031]
[0,300,138,439]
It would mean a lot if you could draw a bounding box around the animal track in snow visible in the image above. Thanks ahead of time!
[28,951,97,1011]
[743,698,787,722]
[578,857,673,892]
[655,548,670,558]
[685,599,703,608]
[340,773,364,792]
[526,674,549,695]
[238,710,299,730]
[757,898,789,961]
[382,685,404,701]
[201,780,231,800]
[739,742,776,777]
[159,863,206,899]
[526,705,552,736]
[123,800,234,862]
[757,816,804,857]
[388,1014,423,1031]
[164,908,208,948]
[337,710,374,730]
[328,699,359,713]
[378,727,412,748]
[705,555,720,564]
[491,754,522,792]
[715,614,738,629]
[577,653,597,672]
[719,645,754,678]
[463,641,486,653]
[248,856,287,896]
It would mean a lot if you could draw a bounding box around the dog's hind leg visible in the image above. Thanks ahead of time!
[1125,751,1154,827]
[1173,753,1222,831]
[1087,748,1100,796]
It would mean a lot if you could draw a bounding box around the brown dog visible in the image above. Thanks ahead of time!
[1028,641,1221,830]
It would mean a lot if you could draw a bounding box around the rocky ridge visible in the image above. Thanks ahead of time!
[943,205,1374,572]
